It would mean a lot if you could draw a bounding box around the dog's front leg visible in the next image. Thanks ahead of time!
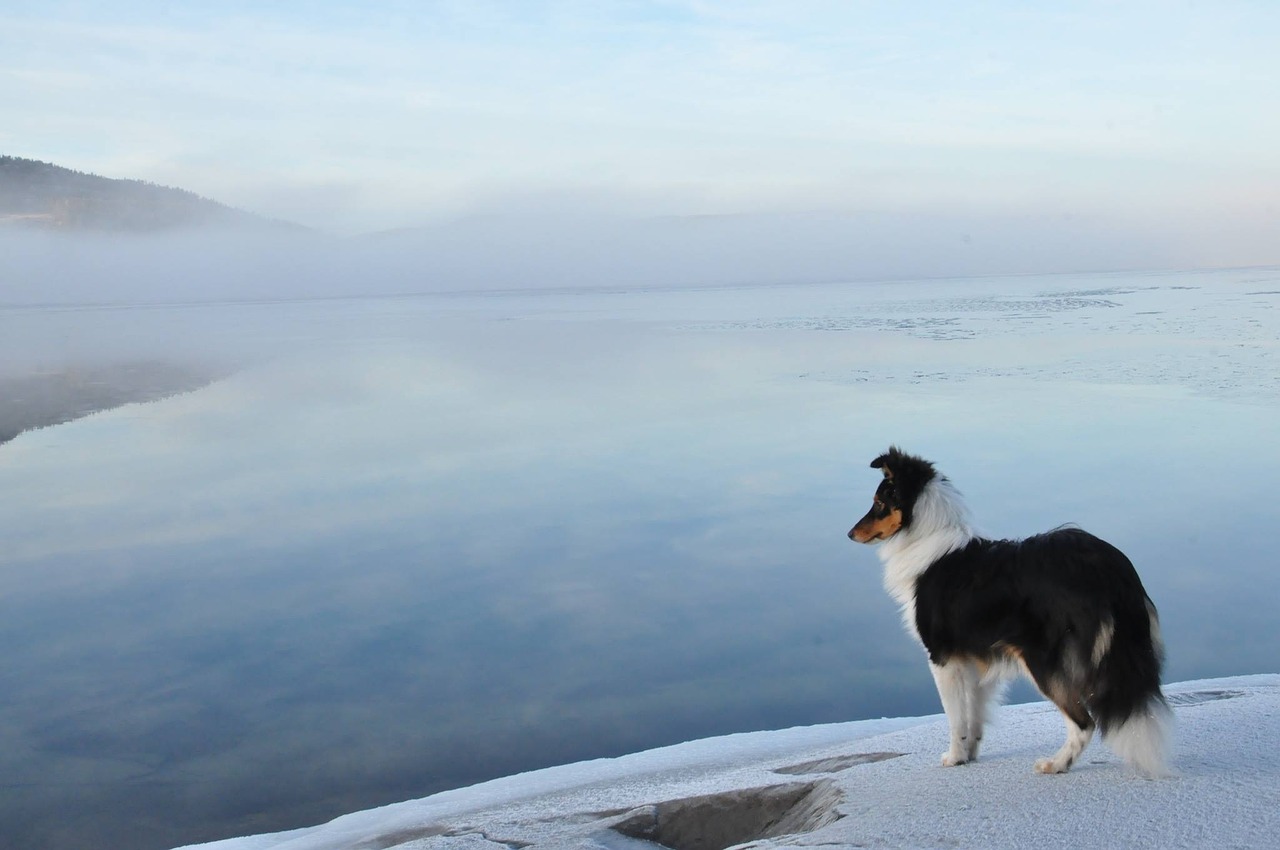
[930,661,973,766]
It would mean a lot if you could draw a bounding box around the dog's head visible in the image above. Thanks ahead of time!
[848,446,938,543]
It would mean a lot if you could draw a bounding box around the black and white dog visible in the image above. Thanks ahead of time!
[849,447,1171,776]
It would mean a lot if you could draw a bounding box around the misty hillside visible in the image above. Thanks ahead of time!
[0,156,298,232]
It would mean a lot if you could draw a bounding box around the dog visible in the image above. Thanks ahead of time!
[849,447,1171,776]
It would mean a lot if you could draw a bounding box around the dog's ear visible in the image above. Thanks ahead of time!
[870,455,895,480]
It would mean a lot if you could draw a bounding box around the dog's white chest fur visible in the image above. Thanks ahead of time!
[877,476,974,640]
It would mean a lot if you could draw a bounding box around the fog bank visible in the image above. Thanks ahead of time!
[0,206,1236,309]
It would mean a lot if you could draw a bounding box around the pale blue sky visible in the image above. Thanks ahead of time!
[2,1,1277,248]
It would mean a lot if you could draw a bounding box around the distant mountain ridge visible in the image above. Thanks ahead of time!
[0,156,301,232]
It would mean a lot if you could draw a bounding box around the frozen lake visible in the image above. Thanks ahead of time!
[1,267,1278,849]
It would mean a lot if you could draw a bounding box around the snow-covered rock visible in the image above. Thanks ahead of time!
[177,675,1280,850]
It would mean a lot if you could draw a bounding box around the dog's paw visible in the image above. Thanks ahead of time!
[1033,757,1069,774]
[941,752,969,767]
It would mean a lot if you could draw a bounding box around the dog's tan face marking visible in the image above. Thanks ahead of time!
[849,471,904,543]
[850,506,903,543]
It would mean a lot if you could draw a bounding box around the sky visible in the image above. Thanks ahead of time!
[2,1,1278,257]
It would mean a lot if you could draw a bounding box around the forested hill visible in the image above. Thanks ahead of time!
[0,156,299,232]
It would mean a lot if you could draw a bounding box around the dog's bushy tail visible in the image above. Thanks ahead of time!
[1105,696,1173,777]
[1093,597,1173,777]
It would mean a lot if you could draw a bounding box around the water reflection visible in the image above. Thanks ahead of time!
[1,270,1277,849]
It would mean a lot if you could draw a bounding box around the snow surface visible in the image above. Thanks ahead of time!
[177,675,1280,850]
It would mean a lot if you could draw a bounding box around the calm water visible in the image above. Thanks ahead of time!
[2,268,1278,849]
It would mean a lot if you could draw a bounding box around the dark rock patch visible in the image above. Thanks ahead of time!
[611,780,840,850]
[773,751,904,775]
[1167,690,1246,707]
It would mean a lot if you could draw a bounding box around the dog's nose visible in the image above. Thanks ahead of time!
[847,527,858,541]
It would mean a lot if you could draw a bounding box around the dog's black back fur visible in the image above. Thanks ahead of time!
[915,527,1163,736]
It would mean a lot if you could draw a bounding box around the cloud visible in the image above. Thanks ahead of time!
[1,2,1277,250]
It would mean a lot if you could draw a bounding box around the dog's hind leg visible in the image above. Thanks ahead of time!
[931,660,980,766]
[1035,690,1095,775]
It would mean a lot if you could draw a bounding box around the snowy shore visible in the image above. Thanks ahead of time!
[178,674,1280,850]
